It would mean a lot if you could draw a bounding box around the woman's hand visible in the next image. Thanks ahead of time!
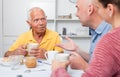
[52,59,70,71]
[69,52,88,70]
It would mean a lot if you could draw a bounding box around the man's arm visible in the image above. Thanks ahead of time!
[4,45,28,57]
[74,46,90,62]
[54,35,63,53]
[4,51,16,57]
[79,51,90,62]
[56,36,90,62]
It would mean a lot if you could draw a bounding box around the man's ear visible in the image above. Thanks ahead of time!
[88,4,94,15]
[26,20,32,27]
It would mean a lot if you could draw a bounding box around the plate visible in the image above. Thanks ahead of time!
[0,61,13,66]
[0,55,24,67]
[0,58,14,67]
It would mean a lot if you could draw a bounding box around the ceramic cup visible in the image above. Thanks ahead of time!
[55,53,70,62]
[44,51,58,64]
[27,43,39,56]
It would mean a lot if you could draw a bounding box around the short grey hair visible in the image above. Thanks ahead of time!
[27,7,46,21]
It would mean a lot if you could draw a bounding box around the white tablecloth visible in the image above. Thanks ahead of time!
[0,59,84,77]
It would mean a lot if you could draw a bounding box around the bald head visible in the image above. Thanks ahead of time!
[27,7,46,21]
[76,0,103,29]
[76,0,92,12]
[77,0,92,6]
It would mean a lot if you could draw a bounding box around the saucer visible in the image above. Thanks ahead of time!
[0,60,13,66]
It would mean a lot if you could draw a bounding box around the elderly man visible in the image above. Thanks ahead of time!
[4,7,63,59]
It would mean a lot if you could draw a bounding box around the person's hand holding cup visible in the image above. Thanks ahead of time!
[52,53,70,71]
[27,43,39,56]
[31,48,46,59]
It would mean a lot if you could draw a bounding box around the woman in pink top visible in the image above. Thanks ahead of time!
[51,0,120,77]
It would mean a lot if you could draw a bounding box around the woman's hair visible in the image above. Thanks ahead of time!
[98,0,120,10]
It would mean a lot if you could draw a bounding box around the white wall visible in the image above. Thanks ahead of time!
[3,0,56,36]
[0,0,3,57]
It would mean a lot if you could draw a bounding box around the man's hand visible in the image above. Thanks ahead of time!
[4,44,28,57]
[56,36,78,51]
[29,48,46,59]
[69,52,88,71]
[15,44,28,56]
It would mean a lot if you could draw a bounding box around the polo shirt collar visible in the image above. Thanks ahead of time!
[95,21,108,34]
[90,21,109,42]
[90,21,108,35]
[40,29,53,44]
[28,29,54,44]
[28,29,37,43]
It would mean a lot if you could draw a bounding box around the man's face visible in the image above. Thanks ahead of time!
[29,9,47,34]
[76,0,90,26]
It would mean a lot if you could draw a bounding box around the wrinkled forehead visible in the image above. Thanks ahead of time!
[27,7,46,20]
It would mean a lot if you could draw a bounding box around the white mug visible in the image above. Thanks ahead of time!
[55,53,70,62]
[45,51,58,64]
[27,43,39,52]
[27,43,39,56]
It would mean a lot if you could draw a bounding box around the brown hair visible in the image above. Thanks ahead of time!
[98,0,120,10]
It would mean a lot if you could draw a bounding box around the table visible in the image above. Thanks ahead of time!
[0,59,84,77]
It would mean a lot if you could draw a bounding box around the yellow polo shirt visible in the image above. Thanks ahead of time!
[8,29,63,52]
